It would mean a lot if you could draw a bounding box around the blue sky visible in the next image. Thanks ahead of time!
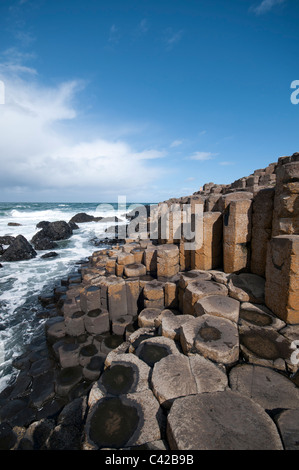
[0,0,298,202]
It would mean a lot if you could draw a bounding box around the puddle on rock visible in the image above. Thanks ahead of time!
[138,343,170,367]
[89,397,139,449]
[100,364,135,395]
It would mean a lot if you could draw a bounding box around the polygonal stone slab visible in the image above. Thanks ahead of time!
[239,324,295,372]
[189,355,228,393]
[229,364,299,411]
[89,353,151,406]
[161,313,194,341]
[194,314,239,365]
[194,295,240,323]
[151,354,197,408]
[239,302,285,330]
[279,324,299,343]
[228,273,265,304]
[183,280,228,315]
[167,391,283,450]
[127,327,157,352]
[84,390,163,449]
[275,409,299,450]
[138,308,162,328]
[180,314,239,364]
[208,270,229,285]
[124,264,146,278]
[135,336,181,368]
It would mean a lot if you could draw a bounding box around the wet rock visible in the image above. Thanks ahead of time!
[47,398,86,450]
[275,410,299,450]
[127,327,157,352]
[7,222,22,226]
[82,354,106,381]
[41,251,58,259]
[229,364,299,410]
[22,419,55,450]
[0,236,15,245]
[69,213,102,224]
[0,423,17,450]
[89,354,151,405]
[32,237,58,250]
[135,336,181,368]
[31,221,73,250]
[84,390,162,449]
[30,370,56,409]
[167,391,283,450]
[55,366,83,397]
[112,315,133,336]
[1,235,37,262]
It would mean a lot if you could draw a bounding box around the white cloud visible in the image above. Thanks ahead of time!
[251,0,286,15]
[170,140,183,148]
[108,24,120,44]
[164,28,184,50]
[187,151,217,161]
[0,62,167,200]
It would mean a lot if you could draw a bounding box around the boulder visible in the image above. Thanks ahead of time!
[32,221,72,248]
[167,391,283,450]
[69,213,102,224]
[1,235,37,262]
[41,252,58,259]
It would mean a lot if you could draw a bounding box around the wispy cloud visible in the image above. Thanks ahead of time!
[138,19,149,34]
[187,151,218,161]
[251,0,287,15]
[164,28,184,50]
[108,24,120,44]
[170,139,183,148]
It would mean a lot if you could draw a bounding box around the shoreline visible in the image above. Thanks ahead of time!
[0,153,299,450]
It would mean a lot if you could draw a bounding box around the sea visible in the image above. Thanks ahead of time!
[0,201,144,392]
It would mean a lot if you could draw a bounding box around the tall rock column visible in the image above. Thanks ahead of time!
[222,195,253,273]
[157,244,179,280]
[265,235,299,324]
[250,188,275,277]
[190,212,223,271]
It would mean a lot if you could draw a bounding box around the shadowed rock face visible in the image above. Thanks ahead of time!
[240,310,273,327]
[240,329,292,361]
[138,344,170,367]
[88,397,140,449]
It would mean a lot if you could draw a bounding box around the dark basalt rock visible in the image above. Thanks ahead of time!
[137,343,170,368]
[32,221,73,250]
[0,423,17,450]
[68,221,79,230]
[87,397,140,449]
[0,236,15,245]
[41,252,59,259]
[100,364,136,395]
[69,213,102,224]
[7,222,22,226]
[0,235,37,262]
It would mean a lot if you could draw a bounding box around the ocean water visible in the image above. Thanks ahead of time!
[0,201,142,392]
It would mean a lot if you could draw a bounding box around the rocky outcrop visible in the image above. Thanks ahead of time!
[69,213,102,224]
[31,221,73,250]
[0,235,37,262]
